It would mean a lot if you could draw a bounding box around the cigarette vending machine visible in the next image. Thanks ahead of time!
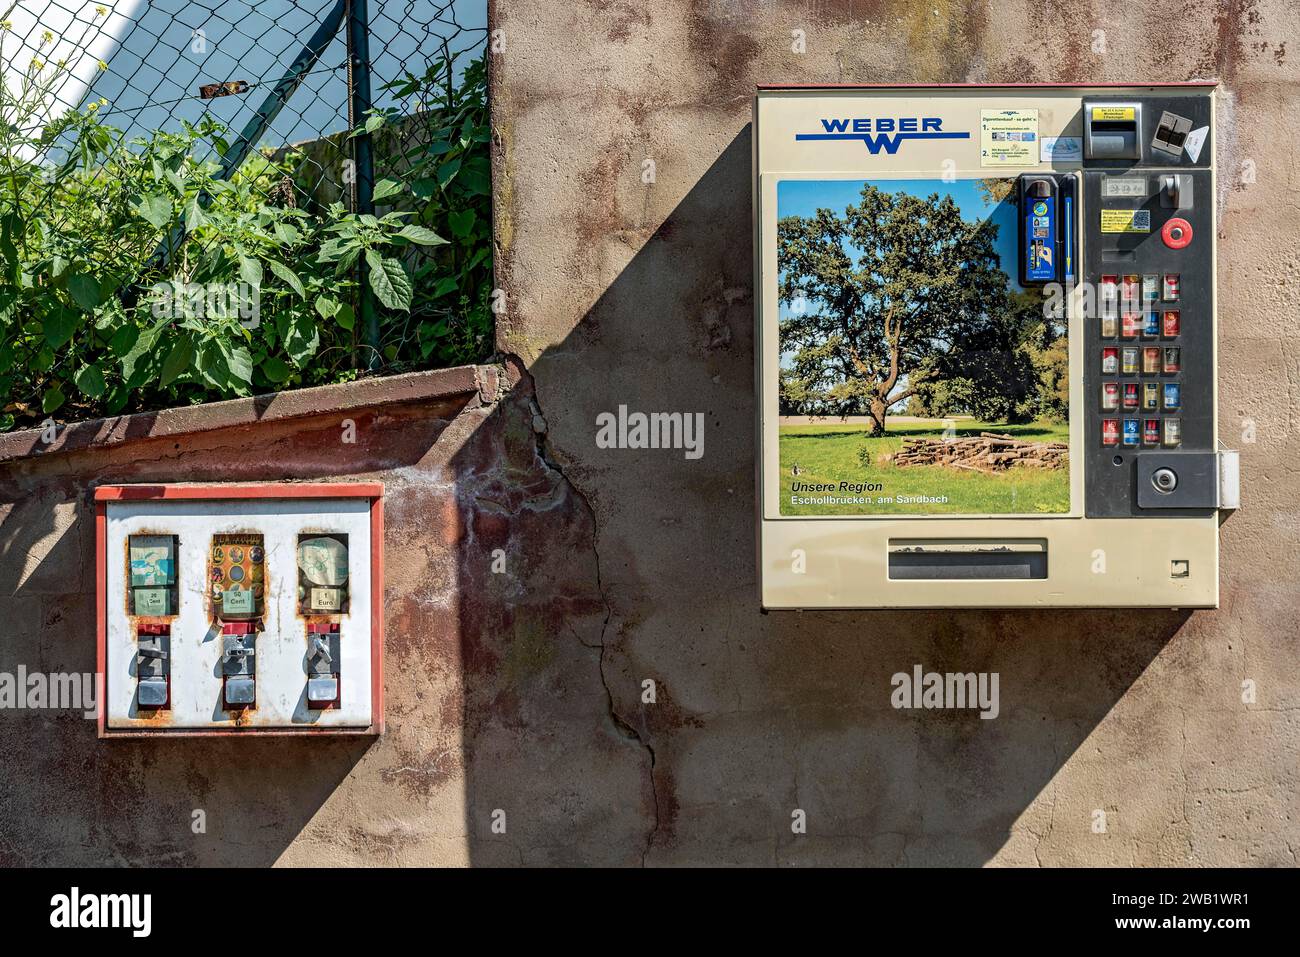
[754,83,1238,609]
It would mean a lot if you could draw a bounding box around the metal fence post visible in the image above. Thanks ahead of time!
[346,0,379,370]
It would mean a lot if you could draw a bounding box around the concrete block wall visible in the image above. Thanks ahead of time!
[0,0,1296,866]
[488,0,1300,864]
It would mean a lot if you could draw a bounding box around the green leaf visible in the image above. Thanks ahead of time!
[316,241,342,262]
[193,340,229,390]
[398,224,448,246]
[364,114,385,133]
[43,307,78,348]
[238,256,263,290]
[260,356,292,383]
[42,386,65,414]
[268,260,306,298]
[437,157,462,188]
[410,178,437,199]
[74,362,106,398]
[365,250,413,311]
[337,246,361,273]
[133,193,172,228]
[67,273,102,312]
[372,178,404,202]
[447,210,475,239]
[226,344,254,384]
[159,339,194,387]
[273,222,302,244]
[334,302,355,331]
[121,323,163,384]
[431,276,459,298]
[108,324,140,357]
[314,294,340,319]
[284,313,320,365]
[459,162,491,196]
[164,167,186,196]
[184,195,206,232]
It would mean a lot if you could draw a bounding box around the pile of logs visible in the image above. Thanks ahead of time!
[891,432,1067,473]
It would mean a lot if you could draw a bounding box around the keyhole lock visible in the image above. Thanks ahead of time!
[1151,467,1179,494]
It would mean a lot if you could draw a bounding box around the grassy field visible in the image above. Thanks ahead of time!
[779,418,1070,516]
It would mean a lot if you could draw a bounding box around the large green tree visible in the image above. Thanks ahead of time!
[777,184,1041,435]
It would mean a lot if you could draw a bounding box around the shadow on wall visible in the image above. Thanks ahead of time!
[457,125,1192,866]
[0,126,1192,865]
[0,399,467,866]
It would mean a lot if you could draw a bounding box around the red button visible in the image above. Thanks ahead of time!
[1162,217,1193,249]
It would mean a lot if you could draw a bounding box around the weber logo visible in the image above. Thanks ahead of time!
[796,117,970,154]
[49,887,151,938]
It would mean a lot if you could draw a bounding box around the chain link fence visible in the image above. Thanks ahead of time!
[0,0,489,430]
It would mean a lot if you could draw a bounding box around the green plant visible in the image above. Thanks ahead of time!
[0,35,491,432]
[366,52,492,366]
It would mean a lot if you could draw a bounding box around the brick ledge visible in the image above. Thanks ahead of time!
[0,364,498,464]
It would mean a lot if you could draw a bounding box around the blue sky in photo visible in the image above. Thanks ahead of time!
[775,177,1027,385]
[776,177,1024,314]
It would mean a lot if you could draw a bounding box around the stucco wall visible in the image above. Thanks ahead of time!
[0,0,1297,867]
[489,0,1299,864]
[0,366,645,865]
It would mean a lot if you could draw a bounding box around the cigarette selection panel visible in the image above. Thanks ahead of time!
[1080,96,1217,517]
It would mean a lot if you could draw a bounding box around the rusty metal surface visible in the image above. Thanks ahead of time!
[103,500,373,732]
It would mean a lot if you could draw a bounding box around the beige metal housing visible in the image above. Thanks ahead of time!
[754,85,1220,609]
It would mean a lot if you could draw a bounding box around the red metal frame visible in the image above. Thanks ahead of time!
[95,482,385,739]
[756,82,1218,91]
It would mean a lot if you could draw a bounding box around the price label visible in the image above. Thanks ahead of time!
[133,588,170,616]
[310,588,343,612]
[222,589,255,615]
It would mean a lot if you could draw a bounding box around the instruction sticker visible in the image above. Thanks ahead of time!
[1184,125,1208,163]
[1101,209,1151,233]
[1091,106,1135,121]
[1040,136,1081,162]
[981,109,1039,167]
